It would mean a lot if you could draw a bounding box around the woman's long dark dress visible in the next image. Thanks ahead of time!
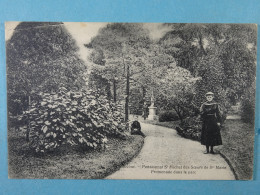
[200,102,222,146]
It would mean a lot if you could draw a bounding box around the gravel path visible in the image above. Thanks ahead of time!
[106,122,235,180]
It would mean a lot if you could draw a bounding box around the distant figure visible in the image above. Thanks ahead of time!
[131,116,145,137]
[142,102,148,120]
[200,92,222,154]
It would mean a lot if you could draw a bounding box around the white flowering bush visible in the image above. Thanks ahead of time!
[18,87,126,153]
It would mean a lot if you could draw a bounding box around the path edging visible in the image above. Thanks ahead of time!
[104,136,144,179]
[217,150,239,180]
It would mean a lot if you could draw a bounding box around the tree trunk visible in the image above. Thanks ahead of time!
[105,81,112,100]
[142,86,146,102]
[113,79,117,103]
[125,64,130,122]
[26,95,31,142]
[199,34,206,55]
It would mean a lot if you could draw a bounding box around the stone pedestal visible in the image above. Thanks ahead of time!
[148,106,157,120]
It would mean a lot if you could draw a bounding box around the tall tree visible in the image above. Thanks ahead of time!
[7,22,87,140]
[86,23,151,121]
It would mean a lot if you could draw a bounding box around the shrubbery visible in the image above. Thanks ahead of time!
[176,116,202,141]
[176,106,226,141]
[159,111,179,122]
[18,87,126,153]
[241,87,255,124]
[241,99,255,123]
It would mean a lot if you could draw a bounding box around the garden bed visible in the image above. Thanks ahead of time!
[8,129,144,179]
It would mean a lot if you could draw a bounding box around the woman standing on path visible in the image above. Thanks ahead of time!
[200,92,222,154]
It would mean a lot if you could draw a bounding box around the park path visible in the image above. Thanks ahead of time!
[106,122,235,180]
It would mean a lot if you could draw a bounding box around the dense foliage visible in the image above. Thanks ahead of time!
[18,88,126,153]
[86,24,175,119]
[155,65,200,121]
[86,23,256,123]
[160,24,257,122]
[240,82,256,123]
[176,116,202,141]
[159,111,179,122]
[7,22,87,116]
[7,22,128,153]
[86,23,151,98]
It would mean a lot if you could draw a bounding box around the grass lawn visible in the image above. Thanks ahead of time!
[8,129,144,179]
[216,119,255,180]
[143,119,255,180]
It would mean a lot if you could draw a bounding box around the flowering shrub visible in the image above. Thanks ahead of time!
[19,87,126,153]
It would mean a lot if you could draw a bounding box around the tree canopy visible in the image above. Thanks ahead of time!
[7,22,87,114]
[159,23,257,113]
[87,23,256,122]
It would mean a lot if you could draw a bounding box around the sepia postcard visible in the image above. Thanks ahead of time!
[6,22,257,180]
